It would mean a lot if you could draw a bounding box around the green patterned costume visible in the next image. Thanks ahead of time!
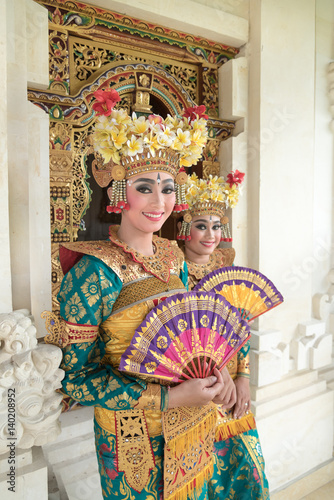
[56,230,269,499]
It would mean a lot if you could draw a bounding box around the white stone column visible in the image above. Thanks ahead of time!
[219,55,249,265]
[28,102,52,336]
[0,0,13,314]
[3,0,50,335]
[7,0,32,311]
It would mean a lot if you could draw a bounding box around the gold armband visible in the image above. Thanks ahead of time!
[134,383,161,411]
[41,311,98,347]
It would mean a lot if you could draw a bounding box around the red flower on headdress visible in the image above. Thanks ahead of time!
[92,89,121,116]
[183,105,208,121]
[226,170,245,187]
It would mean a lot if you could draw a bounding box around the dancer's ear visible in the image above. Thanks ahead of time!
[107,186,113,201]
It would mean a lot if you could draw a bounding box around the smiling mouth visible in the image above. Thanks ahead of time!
[201,241,215,246]
[143,212,164,220]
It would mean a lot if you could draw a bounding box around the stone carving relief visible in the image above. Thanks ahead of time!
[291,320,333,371]
[249,329,289,387]
[0,310,64,454]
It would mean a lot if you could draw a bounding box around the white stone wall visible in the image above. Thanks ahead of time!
[312,0,334,296]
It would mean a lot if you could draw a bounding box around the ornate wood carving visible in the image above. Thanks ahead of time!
[29,0,237,311]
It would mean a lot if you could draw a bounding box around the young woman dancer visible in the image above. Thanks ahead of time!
[177,172,270,499]
[44,92,236,500]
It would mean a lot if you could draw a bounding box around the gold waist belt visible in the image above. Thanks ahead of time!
[94,406,163,437]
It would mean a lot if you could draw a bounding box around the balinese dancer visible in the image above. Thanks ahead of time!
[43,90,235,500]
[177,172,270,499]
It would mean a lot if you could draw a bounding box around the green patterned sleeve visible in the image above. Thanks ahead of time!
[180,260,189,290]
[237,339,250,378]
[58,255,168,411]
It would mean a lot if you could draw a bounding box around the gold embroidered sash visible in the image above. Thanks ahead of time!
[162,403,217,500]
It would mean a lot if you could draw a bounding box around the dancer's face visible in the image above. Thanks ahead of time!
[110,171,175,234]
[185,215,222,258]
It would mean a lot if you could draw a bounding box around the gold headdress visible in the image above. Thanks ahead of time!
[90,88,208,213]
[177,171,245,241]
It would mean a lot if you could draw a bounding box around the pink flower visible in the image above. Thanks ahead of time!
[148,114,163,125]
[226,170,245,187]
[92,89,121,116]
[99,443,111,454]
[183,105,208,121]
[148,114,164,130]
[106,468,118,480]
[213,442,230,457]
[253,466,260,483]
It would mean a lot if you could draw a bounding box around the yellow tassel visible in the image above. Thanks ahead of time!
[168,411,217,456]
[215,412,256,441]
[165,460,214,500]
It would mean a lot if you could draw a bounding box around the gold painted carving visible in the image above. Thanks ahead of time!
[71,127,92,240]
[136,72,153,90]
[133,91,152,113]
[69,36,199,102]
[115,409,156,492]
[50,150,73,172]
[50,122,71,149]
[49,30,69,94]
[51,243,62,311]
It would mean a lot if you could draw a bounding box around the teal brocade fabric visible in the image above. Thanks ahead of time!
[57,255,181,412]
[95,423,270,500]
[211,430,270,500]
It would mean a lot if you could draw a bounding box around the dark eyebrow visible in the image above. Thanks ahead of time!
[133,178,174,184]
[133,178,155,184]
[194,219,221,224]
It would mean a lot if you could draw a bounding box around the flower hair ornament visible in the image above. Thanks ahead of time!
[177,171,245,242]
[90,88,208,213]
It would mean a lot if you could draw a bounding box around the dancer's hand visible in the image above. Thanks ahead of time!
[233,376,251,419]
[212,367,237,408]
[168,373,224,408]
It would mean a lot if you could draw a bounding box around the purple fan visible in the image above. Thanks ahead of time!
[119,291,250,383]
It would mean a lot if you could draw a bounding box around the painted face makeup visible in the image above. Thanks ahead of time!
[116,171,175,235]
[184,214,222,263]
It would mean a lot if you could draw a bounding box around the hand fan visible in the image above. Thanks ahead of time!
[119,291,250,383]
[193,266,283,321]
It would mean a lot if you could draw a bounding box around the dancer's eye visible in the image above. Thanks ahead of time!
[162,185,175,194]
[136,184,152,193]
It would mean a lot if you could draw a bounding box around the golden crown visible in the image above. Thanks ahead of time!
[90,88,208,213]
[177,172,245,241]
